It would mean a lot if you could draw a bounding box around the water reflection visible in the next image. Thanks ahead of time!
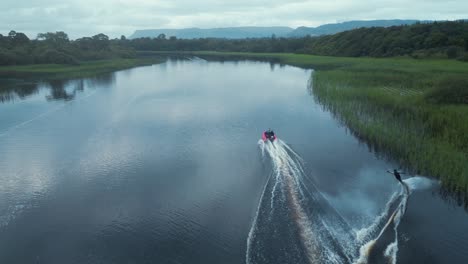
[0,59,467,264]
[0,82,38,103]
[45,79,80,101]
[0,73,116,103]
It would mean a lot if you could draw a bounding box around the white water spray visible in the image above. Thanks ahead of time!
[252,137,437,264]
[246,166,273,264]
[249,139,346,264]
[354,176,435,264]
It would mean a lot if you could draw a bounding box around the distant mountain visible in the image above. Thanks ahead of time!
[288,20,423,37]
[129,27,293,39]
[129,20,425,39]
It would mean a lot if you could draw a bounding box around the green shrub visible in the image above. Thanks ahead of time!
[458,53,468,62]
[447,46,460,58]
[37,49,78,65]
[0,48,18,65]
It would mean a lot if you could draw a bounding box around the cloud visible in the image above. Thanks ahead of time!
[0,0,467,39]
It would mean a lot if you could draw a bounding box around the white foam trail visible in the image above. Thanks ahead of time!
[246,164,273,264]
[258,140,283,211]
[253,139,432,264]
[353,181,411,264]
[258,139,344,264]
[355,190,401,243]
[381,177,436,264]
[295,165,355,263]
[270,171,282,210]
[382,182,409,264]
[284,171,322,263]
[384,241,398,264]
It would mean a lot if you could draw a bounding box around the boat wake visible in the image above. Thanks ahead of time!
[248,138,436,264]
[353,182,408,264]
[353,176,435,264]
[247,139,353,264]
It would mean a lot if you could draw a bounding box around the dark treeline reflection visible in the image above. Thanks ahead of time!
[45,79,83,101]
[189,55,288,71]
[0,82,38,102]
[0,73,115,103]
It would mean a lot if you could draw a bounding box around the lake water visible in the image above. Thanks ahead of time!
[0,59,467,264]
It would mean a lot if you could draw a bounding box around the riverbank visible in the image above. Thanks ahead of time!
[159,51,468,201]
[0,58,164,81]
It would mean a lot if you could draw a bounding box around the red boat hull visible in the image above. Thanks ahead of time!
[262,132,277,142]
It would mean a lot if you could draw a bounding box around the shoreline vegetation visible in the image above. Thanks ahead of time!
[0,58,163,80]
[128,21,468,61]
[159,51,468,204]
[0,30,164,80]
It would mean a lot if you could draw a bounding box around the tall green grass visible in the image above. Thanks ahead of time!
[313,71,468,196]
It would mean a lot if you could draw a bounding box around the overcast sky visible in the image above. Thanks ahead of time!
[1,0,467,39]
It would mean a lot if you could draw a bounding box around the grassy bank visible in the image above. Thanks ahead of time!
[0,58,164,80]
[313,70,468,198]
[187,51,468,201]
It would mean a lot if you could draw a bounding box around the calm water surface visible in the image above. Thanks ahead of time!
[0,59,467,264]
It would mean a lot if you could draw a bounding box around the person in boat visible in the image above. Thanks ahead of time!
[387,169,405,183]
[265,129,275,139]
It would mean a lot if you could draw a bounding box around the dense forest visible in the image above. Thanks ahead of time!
[0,31,134,65]
[126,21,468,60]
[1,20,467,66]
[304,21,468,58]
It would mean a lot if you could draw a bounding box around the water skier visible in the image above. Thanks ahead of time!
[387,169,405,183]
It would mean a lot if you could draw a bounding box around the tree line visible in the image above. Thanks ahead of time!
[0,31,135,65]
[1,20,467,66]
[123,21,468,60]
